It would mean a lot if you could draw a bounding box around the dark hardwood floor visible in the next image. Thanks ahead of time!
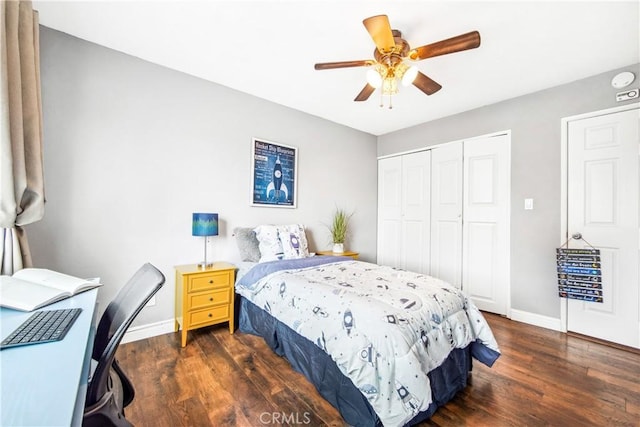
[117,313,640,426]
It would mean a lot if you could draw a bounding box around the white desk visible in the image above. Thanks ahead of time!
[0,289,99,426]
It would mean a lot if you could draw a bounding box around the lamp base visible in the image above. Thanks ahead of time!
[197,261,213,269]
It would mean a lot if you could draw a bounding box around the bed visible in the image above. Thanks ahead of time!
[233,226,500,427]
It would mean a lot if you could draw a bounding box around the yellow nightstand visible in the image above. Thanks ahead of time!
[316,250,359,260]
[174,262,236,347]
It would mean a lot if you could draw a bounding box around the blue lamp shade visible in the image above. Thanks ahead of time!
[192,213,218,237]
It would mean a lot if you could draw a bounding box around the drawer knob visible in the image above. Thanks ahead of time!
[208,313,213,317]
[209,297,214,301]
[209,280,213,284]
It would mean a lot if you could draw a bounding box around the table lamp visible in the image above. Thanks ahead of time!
[192,213,218,268]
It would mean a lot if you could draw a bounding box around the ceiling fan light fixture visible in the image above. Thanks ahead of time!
[401,65,419,86]
[366,68,383,88]
[381,77,398,95]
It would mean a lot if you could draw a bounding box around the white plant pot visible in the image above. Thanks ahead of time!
[332,243,344,253]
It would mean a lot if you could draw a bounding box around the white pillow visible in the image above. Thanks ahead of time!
[253,225,284,262]
[279,224,310,259]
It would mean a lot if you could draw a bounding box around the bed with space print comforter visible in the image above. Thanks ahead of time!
[235,256,500,427]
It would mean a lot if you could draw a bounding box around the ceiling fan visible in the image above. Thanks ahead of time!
[314,15,481,107]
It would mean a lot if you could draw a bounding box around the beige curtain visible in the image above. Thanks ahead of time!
[0,1,44,275]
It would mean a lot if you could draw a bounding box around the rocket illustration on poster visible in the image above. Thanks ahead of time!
[251,138,298,208]
[268,155,287,201]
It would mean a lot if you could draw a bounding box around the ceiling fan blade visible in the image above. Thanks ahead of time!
[409,31,481,60]
[412,71,442,95]
[363,15,396,52]
[354,84,376,102]
[314,60,374,70]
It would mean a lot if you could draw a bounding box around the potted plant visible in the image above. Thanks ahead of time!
[329,208,352,253]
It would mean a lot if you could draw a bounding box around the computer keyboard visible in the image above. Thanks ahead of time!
[0,307,82,350]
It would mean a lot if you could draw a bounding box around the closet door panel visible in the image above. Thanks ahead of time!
[465,221,497,300]
[379,220,402,268]
[402,151,431,273]
[377,156,403,268]
[403,220,428,273]
[377,151,430,273]
[430,142,463,288]
[463,135,510,315]
[431,222,461,286]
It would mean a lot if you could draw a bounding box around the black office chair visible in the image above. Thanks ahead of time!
[83,263,165,427]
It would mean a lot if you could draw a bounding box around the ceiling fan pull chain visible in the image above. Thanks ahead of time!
[388,92,393,109]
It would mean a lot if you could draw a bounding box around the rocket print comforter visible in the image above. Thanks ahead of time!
[235,257,500,427]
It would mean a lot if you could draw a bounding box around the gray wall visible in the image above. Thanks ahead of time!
[29,27,377,326]
[378,63,640,320]
[26,25,640,329]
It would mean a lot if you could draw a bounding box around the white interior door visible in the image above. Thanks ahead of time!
[431,142,463,288]
[401,150,431,274]
[463,134,510,315]
[377,156,402,268]
[567,107,639,348]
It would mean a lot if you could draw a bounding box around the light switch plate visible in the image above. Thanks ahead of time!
[524,198,534,210]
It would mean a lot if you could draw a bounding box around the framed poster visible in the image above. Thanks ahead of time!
[251,138,298,208]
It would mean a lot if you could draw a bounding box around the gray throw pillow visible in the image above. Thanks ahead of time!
[233,227,261,262]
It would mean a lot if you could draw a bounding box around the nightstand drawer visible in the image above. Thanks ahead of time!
[189,305,230,328]
[189,288,231,310]
[188,272,230,293]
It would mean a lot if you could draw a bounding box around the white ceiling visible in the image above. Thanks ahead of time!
[33,1,639,136]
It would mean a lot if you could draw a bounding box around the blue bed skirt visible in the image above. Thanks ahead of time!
[238,296,472,427]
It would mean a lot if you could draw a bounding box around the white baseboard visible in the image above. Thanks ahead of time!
[122,319,175,344]
[509,309,563,332]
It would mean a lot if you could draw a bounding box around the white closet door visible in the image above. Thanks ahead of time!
[377,151,431,273]
[463,135,510,315]
[430,142,463,288]
[401,150,431,274]
[567,108,639,348]
[377,156,403,268]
